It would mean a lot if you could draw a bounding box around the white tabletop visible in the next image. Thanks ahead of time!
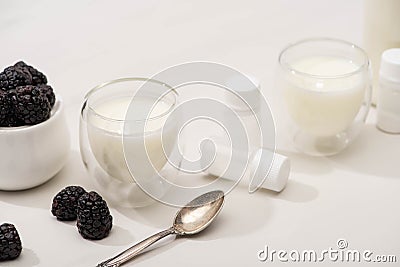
[1,1,399,266]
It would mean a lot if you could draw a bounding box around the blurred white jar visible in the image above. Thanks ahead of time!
[363,0,400,104]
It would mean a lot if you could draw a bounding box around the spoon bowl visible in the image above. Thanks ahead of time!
[174,190,224,235]
[98,190,225,267]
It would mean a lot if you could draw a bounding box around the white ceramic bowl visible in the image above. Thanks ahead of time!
[0,97,70,190]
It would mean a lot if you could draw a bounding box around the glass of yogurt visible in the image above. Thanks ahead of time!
[80,78,179,207]
[278,38,371,156]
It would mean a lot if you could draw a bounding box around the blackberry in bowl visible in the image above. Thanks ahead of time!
[0,61,70,190]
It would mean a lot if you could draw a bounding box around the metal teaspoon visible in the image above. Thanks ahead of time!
[97,190,225,267]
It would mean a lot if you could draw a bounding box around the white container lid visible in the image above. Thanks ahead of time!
[248,149,290,193]
[380,48,400,83]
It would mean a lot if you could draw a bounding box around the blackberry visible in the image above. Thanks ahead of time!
[37,84,56,108]
[0,91,22,127]
[0,62,54,127]
[14,61,47,85]
[0,65,32,90]
[0,223,22,261]
[77,191,113,240]
[51,186,87,221]
[13,85,51,125]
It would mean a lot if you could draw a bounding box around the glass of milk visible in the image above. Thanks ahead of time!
[80,78,179,207]
[278,38,371,156]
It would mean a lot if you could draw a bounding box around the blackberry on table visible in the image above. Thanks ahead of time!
[51,186,87,221]
[13,85,52,125]
[77,191,113,240]
[0,223,22,261]
[14,61,47,85]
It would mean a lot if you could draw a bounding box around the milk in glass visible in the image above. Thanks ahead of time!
[87,96,175,182]
[284,56,366,137]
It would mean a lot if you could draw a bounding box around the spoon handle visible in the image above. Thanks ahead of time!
[97,227,176,267]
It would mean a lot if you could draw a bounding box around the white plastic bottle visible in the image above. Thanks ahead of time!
[377,48,400,133]
[200,138,290,193]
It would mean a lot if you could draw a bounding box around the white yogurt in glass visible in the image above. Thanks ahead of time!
[278,39,371,156]
[284,56,366,137]
[87,94,177,183]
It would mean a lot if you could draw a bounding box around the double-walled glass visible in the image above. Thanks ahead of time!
[278,38,372,156]
[80,78,179,207]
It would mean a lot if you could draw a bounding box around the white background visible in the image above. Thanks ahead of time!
[0,0,399,266]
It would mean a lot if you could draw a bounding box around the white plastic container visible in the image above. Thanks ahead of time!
[200,138,290,193]
[377,48,400,133]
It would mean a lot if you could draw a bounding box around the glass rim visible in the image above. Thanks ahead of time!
[278,37,370,79]
[84,77,178,123]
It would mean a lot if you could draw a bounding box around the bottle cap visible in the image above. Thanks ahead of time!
[224,74,261,112]
[248,148,290,193]
[380,48,400,83]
